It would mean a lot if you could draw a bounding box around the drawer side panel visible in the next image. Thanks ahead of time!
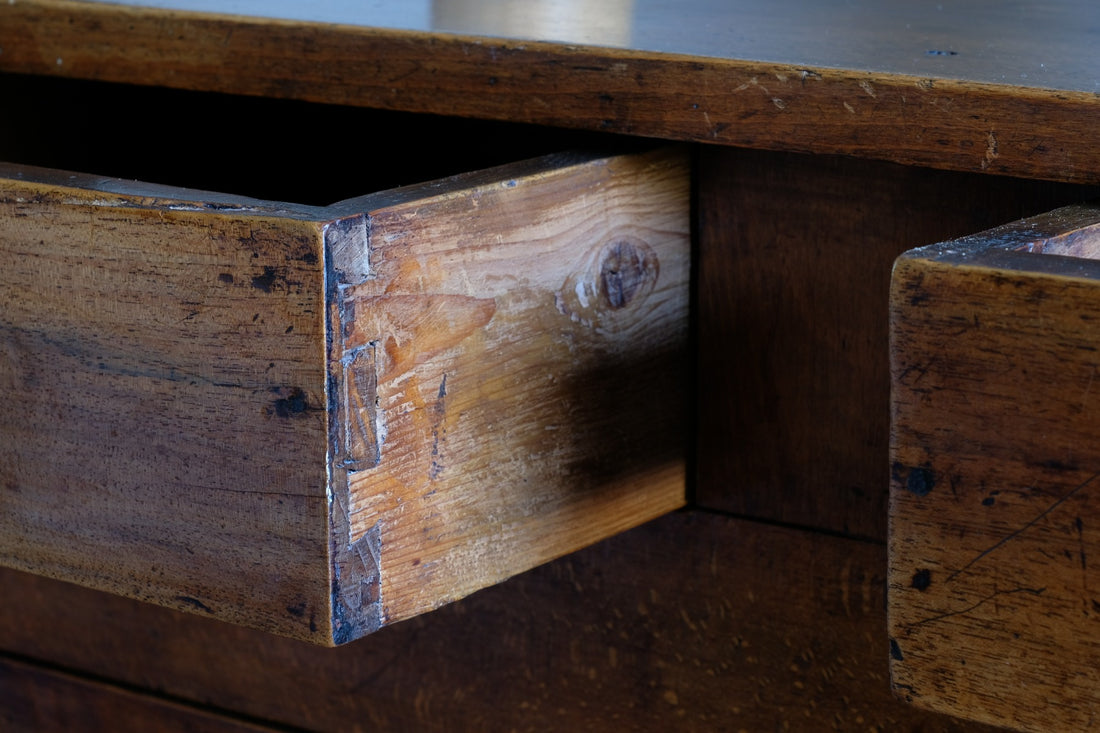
[329,148,690,628]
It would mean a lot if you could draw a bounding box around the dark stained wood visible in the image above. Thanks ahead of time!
[73,0,1100,92]
[2,1,1100,183]
[890,206,1100,731]
[0,656,274,733]
[696,146,1100,540]
[0,165,334,641]
[0,511,999,732]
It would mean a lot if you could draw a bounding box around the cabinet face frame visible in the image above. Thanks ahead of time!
[0,148,690,645]
[889,203,1100,730]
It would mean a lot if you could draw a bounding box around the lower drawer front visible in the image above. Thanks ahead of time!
[889,203,1100,730]
[0,147,690,645]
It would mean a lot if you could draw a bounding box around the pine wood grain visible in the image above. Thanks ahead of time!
[2,1,1100,183]
[0,147,689,644]
[0,511,1000,732]
[327,148,690,634]
[889,206,1100,730]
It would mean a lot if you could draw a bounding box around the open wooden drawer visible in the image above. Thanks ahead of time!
[0,81,689,646]
[889,204,1100,730]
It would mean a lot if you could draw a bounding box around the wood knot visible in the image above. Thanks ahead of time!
[599,238,657,309]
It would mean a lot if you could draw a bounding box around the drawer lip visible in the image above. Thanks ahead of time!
[0,161,330,219]
[895,201,1100,273]
[888,200,1100,728]
[0,148,620,222]
[0,146,690,645]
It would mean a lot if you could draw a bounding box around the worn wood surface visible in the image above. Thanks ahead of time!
[697,146,1100,540]
[0,148,688,644]
[889,206,1100,730]
[0,167,334,640]
[3,1,1100,183]
[69,0,1100,89]
[327,148,689,633]
[0,511,1000,732]
[0,656,275,733]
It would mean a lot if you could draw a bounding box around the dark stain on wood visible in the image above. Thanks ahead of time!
[272,387,309,418]
[906,466,935,497]
[911,569,932,591]
[251,266,280,293]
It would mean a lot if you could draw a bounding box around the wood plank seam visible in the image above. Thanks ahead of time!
[0,651,299,732]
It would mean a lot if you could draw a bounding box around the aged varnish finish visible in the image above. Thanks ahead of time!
[5,0,1100,730]
[890,206,1100,731]
[0,148,689,644]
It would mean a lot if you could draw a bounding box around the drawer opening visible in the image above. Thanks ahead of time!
[0,75,691,643]
[0,72,617,205]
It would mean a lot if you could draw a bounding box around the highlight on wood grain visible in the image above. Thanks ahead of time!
[888,203,1100,730]
[0,147,690,644]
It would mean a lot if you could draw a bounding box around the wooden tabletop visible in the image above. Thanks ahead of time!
[3,0,1100,183]
[90,0,1100,92]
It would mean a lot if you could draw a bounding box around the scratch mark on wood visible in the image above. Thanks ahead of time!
[1078,515,1090,615]
[430,373,447,480]
[797,69,822,84]
[982,130,999,170]
[176,595,213,613]
[914,586,1046,626]
[946,471,1100,582]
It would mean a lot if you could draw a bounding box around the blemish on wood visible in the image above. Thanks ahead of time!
[176,596,213,613]
[894,464,934,497]
[251,265,280,292]
[981,130,999,170]
[890,204,1100,729]
[910,569,931,591]
[271,386,309,418]
[599,238,657,310]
